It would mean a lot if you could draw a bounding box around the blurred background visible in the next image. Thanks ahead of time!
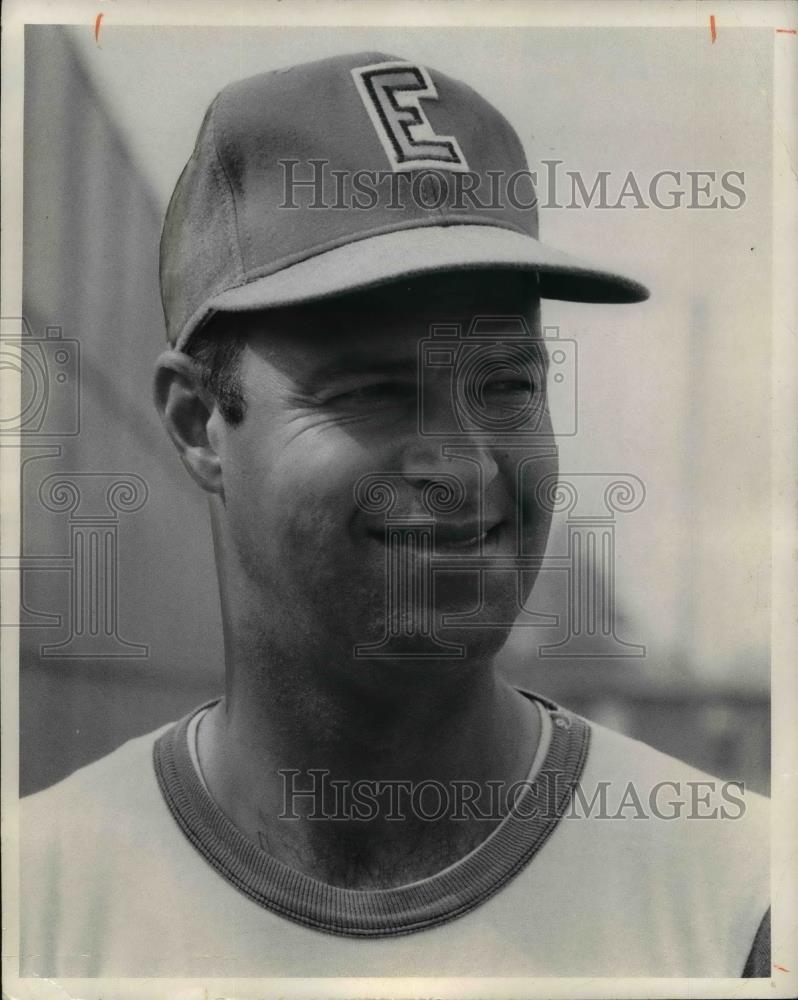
[13,26,771,795]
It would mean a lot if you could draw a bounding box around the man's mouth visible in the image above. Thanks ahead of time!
[365,521,504,553]
[433,521,503,552]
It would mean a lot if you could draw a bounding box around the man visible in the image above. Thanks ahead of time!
[21,51,769,978]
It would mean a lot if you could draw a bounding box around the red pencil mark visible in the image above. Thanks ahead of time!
[94,12,104,43]
[710,15,717,43]
[774,964,790,972]
[776,28,796,34]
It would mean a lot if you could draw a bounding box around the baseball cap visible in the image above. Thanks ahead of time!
[160,51,649,351]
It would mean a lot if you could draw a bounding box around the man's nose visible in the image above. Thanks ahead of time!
[399,436,500,498]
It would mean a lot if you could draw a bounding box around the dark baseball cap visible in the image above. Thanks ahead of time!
[160,51,649,351]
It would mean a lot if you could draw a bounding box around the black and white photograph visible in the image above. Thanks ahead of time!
[1,1,795,996]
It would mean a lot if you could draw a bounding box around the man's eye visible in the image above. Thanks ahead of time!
[484,379,536,395]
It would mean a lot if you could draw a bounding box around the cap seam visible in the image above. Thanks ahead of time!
[207,93,246,280]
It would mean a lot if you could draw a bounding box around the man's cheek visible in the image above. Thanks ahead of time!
[518,466,557,549]
[276,475,353,555]
[280,446,374,519]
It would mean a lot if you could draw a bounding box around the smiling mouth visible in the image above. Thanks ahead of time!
[366,521,503,553]
[434,522,503,552]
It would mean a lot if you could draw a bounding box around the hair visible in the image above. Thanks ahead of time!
[184,314,248,425]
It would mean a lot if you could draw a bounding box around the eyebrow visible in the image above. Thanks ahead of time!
[305,357,420,384]
[301,339,550,387]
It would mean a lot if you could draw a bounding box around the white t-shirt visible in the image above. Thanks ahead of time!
[20,691,769,978]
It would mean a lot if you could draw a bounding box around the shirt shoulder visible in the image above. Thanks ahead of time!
[20,722,179,975]
[23,722,173,834]
[563,715,770,975]
[582,716,769,822]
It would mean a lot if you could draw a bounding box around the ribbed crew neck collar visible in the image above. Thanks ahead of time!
[153,690,590,937]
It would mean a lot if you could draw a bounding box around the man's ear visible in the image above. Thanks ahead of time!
[154,350,224,495]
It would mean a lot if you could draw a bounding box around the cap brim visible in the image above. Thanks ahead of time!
[182,224,649,348]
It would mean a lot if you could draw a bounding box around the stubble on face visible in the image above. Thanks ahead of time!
[211,271,557,677]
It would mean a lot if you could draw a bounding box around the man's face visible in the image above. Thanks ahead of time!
[210,272,558,665]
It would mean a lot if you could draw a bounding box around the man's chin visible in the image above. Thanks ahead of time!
[344,603,515,667]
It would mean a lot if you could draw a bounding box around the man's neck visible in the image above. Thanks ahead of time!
[196,647,541,889]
